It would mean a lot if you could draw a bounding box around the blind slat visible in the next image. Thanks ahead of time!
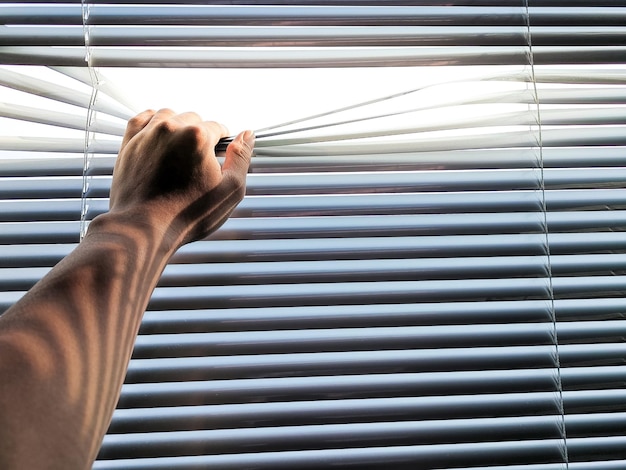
[118,369,562,408]
[99,416,565,460]
[108,392,563,434]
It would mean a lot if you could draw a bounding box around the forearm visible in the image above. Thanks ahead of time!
[0,109,253,469]
[0,211,175,469]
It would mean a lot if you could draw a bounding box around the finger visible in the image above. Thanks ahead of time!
[175,111,203,124]
[222,130,254,177]
[121,109,156,148]
[150,108,177,122]
[202,120,230,148]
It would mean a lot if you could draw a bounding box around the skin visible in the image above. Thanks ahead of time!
[0,109,255,469]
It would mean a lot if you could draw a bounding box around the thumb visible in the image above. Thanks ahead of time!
[222,130,255,177]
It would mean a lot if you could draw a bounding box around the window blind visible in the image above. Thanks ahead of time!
[1,1,625,469]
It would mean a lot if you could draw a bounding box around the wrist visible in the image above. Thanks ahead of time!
[85,207,181,260]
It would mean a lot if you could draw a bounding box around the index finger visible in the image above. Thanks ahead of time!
[202,120,230,150]
[120,109,156,148]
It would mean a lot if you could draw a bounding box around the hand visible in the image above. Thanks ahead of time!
[109,109,254,247]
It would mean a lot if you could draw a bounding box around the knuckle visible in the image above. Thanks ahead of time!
[180,124,207,145]
[156,108,175,116]
[154,119,177,135]
[127,109,154,128]
[183,111,202,121]
[230,140,252,164]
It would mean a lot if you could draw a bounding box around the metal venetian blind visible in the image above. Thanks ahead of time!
[0,1,623,469]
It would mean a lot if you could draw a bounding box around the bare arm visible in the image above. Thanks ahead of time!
[0,109,255,469]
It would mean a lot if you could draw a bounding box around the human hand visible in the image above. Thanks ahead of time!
[109,109,254,247]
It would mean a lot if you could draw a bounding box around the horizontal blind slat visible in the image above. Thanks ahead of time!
[118,369,562,408]
[0,45,532,68]
[0,25,530,47]
[108,392,563,434]
[98,416,565,460]
[2,5,528,26]
[6,26,626,48]
[92,440,565,470]
[131,324,558,358]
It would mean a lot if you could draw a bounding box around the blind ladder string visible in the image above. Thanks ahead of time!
[80,0,100,241]
[525,1,569,466]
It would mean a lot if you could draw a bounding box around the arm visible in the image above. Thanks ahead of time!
[0,109,255,469]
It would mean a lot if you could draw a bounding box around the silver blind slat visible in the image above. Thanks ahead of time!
[0,25,530,47]
[127,322,626,364]
[2,210,625,244]
[0,136,121,153]
[2,5,526,26]
[139,300,555,333]
[6,168,626,198]
[2,226,626,264]
[5,145,626,176]
[91,439,565,470]
[6,194,555,217]
[0,234,544,266]
[560,343,626,365]
[126,346,559,382]
[109,392,563,434]
[118,369,562,408]
[0,101,126,135]
[0,45,532,68]
[131,324,558,358]
[568,460,626,470]
[148,277,551,309]
[529,7,626,25]
[6,25,626,48]
[156,255,552,285]
[211,212,615,240]
[99,416,565,460]
[567,436,626,462]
